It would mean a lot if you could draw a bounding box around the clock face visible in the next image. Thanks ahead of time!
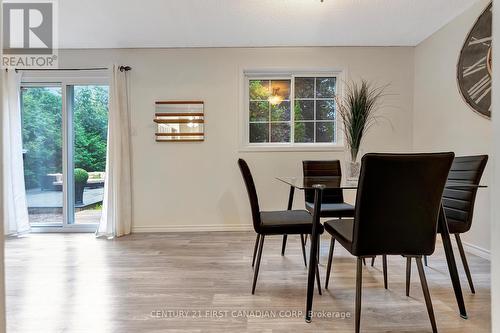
[457,2,492,119]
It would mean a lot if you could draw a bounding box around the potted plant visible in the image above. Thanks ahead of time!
[336,79,387,180]
[74,168,89,204]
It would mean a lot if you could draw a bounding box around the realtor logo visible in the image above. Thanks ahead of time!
[2,0,58,68]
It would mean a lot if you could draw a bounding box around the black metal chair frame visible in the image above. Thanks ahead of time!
[281,160,355,257]
[238,159,323,295]
[406,155,488,296]
[323,153,454,333]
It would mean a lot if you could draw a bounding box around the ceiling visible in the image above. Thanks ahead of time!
[58,0,482,49]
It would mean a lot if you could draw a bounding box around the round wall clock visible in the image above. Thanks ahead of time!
[457,2,492,119]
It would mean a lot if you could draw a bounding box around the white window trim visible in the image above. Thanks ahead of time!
[239,68,346,152]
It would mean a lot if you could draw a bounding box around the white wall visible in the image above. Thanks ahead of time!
[491,0,499,330]
[57,47,414,231]
[0,76,5,333]
[0,2,6,331]
[413,0,492,254]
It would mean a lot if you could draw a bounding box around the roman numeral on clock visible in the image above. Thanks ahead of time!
[467,74,491,104]
[463,56,487,77]
[468,36,492,46]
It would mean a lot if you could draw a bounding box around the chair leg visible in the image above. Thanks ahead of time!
[251,235,265,294]
[416,256,438,333]
[315,230,321,295]
[325,237,335,289]
[281,234,287,256]
[371,256,375,267]
[300,234,308,267]
[406,257,411,296]
[317,235,321,262]
[362,258,366,266]
[455,234,475,294]
[252,234,260,268]
[316,264,322,295]
[382,255,388,289]
[304,234,308,246]
[424,255,428,266]
[355,257,363,333]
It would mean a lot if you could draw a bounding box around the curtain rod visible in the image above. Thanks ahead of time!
[11,65,132,72]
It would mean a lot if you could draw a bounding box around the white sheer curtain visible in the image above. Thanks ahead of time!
[96,64,132,238]
[2,69,30,235]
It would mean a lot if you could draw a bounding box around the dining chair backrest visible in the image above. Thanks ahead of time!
[238,159,262,233]
[303,160,344,204]
[442,155,488,232]
[352,153,454,257]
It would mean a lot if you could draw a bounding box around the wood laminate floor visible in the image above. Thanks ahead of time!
[5,232,491,332]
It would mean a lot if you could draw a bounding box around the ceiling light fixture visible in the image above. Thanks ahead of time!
[268,88,283,105]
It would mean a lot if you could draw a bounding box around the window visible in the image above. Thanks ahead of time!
[244,72,341,149]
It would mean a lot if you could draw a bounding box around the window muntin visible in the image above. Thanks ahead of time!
[247,75,337,146]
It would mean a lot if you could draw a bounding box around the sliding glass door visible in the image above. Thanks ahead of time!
[21,80,109,231]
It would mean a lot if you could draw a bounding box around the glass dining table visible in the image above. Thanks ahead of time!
[276,176,486,323]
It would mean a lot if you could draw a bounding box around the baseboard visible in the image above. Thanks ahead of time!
[436,238,491,261]
[462,241,491,261]
[132,224,253,233]
[131,225,492,260]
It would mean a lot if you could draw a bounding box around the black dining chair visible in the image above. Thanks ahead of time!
[303,160,355,218]
[406,155,488,296]
[238,158,324,295]
[282,160,355,256]
[323,152,454,333]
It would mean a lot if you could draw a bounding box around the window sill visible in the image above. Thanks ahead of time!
[239,144,345,153]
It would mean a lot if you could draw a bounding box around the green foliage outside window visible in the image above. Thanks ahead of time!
[249,80,270,100]
[22,87,63,189]
[22,86,109,189]
[73,86,109,172]
[294,102,305,142]
[74,168,89,184]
